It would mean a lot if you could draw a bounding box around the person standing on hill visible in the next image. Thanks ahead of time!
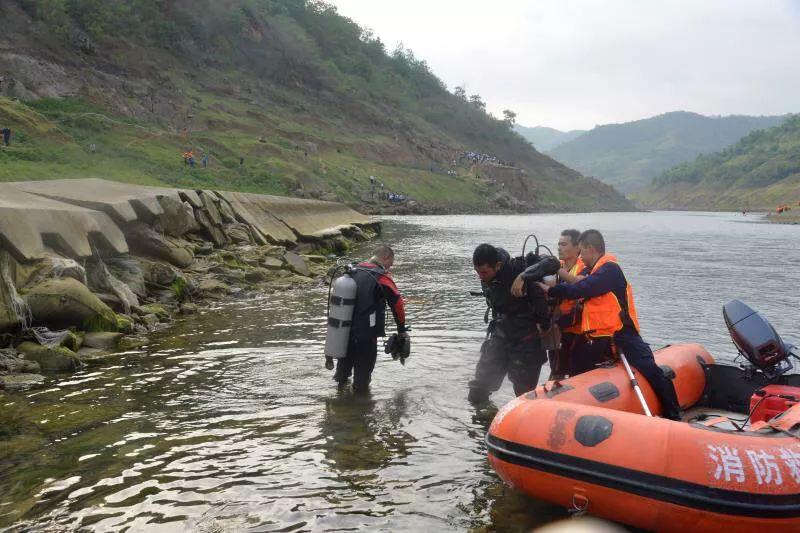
[538,229,682,420]
[2,127,10,147]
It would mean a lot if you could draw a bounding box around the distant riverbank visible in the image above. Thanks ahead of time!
[766,212,800,225]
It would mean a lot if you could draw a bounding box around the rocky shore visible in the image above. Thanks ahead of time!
[0,179,378,391]
[766,212,800,225]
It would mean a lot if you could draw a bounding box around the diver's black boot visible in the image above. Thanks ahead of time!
[468,387,490,404]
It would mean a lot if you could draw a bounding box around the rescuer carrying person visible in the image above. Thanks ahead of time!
[536,229,682,420]
[469,244,553,403]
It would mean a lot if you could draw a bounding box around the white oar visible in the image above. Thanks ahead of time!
[618,349,653,417]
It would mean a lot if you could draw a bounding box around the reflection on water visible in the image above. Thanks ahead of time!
[1,212,798,531]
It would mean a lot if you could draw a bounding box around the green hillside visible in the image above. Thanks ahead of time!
[514,125,585,152]
[0,0,631,213]
[638,114,800,210]
[549,111,788,194]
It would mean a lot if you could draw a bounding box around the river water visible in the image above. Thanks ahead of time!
[1,212,798,532]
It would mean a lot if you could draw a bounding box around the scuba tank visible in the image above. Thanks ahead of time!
[324,269,357,361]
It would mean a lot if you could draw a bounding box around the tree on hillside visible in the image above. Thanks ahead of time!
[454,86,467,101]
[469,94,486,111]
[502,109,517,127]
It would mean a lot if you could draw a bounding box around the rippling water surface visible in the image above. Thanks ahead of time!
[2,212,798,531]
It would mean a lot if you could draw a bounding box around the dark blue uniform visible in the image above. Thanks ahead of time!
[550,261,682,420]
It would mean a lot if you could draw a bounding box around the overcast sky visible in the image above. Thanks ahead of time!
[328,0,800,130]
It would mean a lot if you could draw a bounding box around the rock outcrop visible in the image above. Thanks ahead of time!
[0,178,378,388]
[25,278,118,331]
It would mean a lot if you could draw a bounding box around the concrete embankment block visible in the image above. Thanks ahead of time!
[215,191,297,244]
[0,185,128,260]
[2,179,375,264]
[252,195,371,239]
[13,178,179,224]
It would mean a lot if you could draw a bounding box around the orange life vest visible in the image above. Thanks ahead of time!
[580,254,640,338]
[558,257,585,334]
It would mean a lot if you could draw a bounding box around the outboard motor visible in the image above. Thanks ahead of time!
[324,269,357,361]
[723,299,794,380]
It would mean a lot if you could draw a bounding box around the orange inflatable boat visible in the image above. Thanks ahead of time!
[487,301,800,532]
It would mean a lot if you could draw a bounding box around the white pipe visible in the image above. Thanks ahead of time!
[619,350,653,417]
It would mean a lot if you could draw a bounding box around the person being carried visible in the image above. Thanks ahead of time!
[537,229,682,420]
[512,229,587,378]
[469,244,550,403]
[333,245,408,393]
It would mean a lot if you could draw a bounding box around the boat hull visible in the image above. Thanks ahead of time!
[487,344,800,532]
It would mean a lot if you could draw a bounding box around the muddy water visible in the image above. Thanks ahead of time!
[2,212,798,531]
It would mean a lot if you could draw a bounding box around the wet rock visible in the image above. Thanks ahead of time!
[59,330,81,352]
[126,222,194,268]
[77,347,119,366]
[242,257,261,268]
[319,236,350,255]
[141,314,160,328]
[0,348,40,374]
[0,373,46,391]
[138,258,178,287]
[293,243,315,254]
[86,258,140,314]
[197,278,230,299]
[193,241,214,256]
[179,302,199,315]
[284,252,310,277]
[25,278,118,331]
[154,196,199,237]
[28,254,87,286]
[82,332,123,351]
[301,255,326,264]
[244,268,272,283]
[137,304,170,320]
[261,256,284,270]
[115,314,135,334]
[343,226,367,242]
[16,342,81,372]
[215,268,245,283]
[0,251,22,332]
[118,336,147,350]
[95,291,124,312]
[105,257,147,299]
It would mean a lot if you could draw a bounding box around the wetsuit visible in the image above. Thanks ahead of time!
[469,249,550,402]
[334,261,405,392]
[549,260,682,420]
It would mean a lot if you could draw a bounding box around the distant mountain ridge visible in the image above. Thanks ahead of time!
[548,111,789,193]
[514,125,586,151]
[637,114,800,210]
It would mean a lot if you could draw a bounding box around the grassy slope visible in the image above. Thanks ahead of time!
[637,115,800,210]
[549,111,788,194]
[0,0,631,213]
